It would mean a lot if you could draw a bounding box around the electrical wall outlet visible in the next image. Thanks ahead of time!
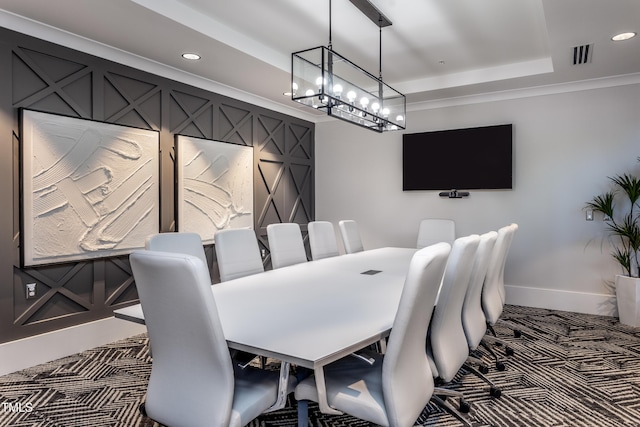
[586,209,594,221]
[25,283,37,299]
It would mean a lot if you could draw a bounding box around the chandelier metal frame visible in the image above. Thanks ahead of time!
[291,0,406,132]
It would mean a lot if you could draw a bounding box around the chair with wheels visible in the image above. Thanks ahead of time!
[308,221,340,260]
[295,243,451,427]
[482,223,522,347]
[496,223,519,305]
[338,220,364,254]
[214,228,264,282]
[416,218,456,249]
[130,250,295,427]
[460,230,503,394]
[426,234,480,426]
[266,223,308,269]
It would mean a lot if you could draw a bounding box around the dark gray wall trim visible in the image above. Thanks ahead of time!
[0,27,315,344]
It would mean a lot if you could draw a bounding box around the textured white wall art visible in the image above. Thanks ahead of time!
[22,110,160,266]
[177,136,254,244]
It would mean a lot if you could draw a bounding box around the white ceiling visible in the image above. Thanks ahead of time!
[0,0,638,121]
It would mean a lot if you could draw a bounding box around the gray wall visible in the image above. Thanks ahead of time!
[0,27,314,344]
[316,81,640,315]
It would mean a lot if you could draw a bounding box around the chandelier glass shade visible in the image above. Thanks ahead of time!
[291,1,406,132]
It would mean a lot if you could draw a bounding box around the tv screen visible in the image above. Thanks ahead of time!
[402,124,513,191]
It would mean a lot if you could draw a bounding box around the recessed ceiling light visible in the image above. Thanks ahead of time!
[182,53,201,60]
[612,32,637,41]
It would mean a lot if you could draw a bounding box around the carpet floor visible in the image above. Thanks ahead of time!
[2,305,640,426]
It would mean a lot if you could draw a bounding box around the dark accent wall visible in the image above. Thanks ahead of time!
[0,27,314,344]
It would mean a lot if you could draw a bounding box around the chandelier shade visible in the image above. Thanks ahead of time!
[291,0,406,132]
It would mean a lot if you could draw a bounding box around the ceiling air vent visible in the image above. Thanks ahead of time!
[572,44,593,65]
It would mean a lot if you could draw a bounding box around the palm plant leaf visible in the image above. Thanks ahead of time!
[612,246,632,276]
[587,157,640,278]
[586,192,615,218]
[610,173,640,206]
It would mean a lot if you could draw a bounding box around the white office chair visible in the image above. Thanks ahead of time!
[482,223,520,334]
[129,251,295,427]
[497,223,518,304]
[145,232,208,267]
[308,221,340,260]
[460,231,503,394]
[480,223,523,362]
[295,243,451,427]
[462,231,498,351]
[214,228,264,282]
[266,223,308,269]
[147,231,260,368]
[338,220,364,254]
[416,218,456,249]
[426,234,480,424]
[214,228,268,367]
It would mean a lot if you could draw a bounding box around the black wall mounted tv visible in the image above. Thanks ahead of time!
[402,124,513,191]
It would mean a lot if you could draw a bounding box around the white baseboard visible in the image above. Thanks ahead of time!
[0,317,147,376]
[505,284,618,317]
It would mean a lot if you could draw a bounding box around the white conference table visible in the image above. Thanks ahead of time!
[114,247,417,419]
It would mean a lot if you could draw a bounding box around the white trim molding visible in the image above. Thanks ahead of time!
[0,317,146,376]
[408,73,640,112]
[505,284,618,318]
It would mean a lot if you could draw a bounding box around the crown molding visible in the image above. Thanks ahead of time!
[408,73,640,112]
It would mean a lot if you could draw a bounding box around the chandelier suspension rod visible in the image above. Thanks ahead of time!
[378,18,383,110]
[328,0,333,49]
[378,20,382,79]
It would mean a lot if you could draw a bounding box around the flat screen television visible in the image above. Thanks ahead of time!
[402,124,513,191]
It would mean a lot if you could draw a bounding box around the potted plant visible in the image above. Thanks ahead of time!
[586,157,640,326]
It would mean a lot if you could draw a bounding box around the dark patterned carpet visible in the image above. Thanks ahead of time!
[2,305,640,427]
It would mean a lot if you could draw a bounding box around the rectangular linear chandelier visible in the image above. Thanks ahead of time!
[291,0,406,132]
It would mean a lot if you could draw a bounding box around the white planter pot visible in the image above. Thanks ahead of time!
[615,275,640,327]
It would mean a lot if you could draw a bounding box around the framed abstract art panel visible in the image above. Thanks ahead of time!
[21,110,160,266]
[176,136,254,244]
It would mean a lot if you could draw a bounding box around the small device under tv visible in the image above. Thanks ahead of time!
[402,124,513,192]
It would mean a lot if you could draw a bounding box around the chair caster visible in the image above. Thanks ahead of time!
[505,346,515,356]
[490,387,502,398]
[139,403,147,417]
[459,400,471,413]
[479,365,489,374]
[496,361,506,371]
[514,330,522,338]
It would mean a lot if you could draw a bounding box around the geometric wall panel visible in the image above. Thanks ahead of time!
[1,26,313,343]
[104,73,161,130]
[169,90,214,138]
[257,115,286,155]
[220,104,252,145]
[255,117,314,229]
[12,48,92,118]
[13,262,93,326]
